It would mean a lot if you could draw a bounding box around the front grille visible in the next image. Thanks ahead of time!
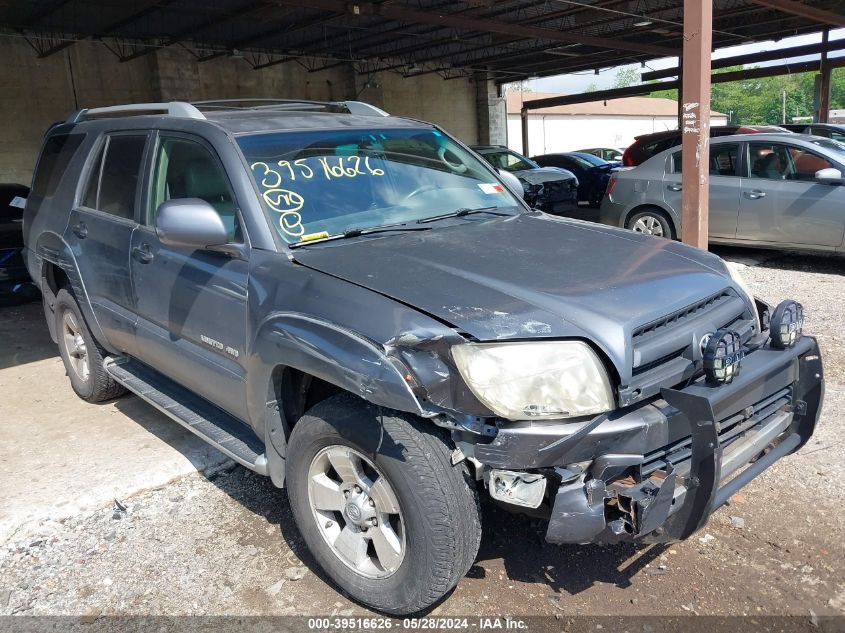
[642,386,793,477]
[629,288,753,382]
[633,290,734,342]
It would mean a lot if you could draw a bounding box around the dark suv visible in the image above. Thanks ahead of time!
[24,99,824,615]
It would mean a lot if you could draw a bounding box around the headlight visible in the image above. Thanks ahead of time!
[451,341,614,421]
[726,262,760,329]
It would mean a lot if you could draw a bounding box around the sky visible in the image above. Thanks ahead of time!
[522,27,845,94]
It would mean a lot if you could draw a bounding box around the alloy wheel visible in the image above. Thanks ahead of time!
[307,445,405,579]
[61,310,90,382]
[631,215,665,237]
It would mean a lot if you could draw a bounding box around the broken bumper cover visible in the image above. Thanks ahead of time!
[475,336,824,544]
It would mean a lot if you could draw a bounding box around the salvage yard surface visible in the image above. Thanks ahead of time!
[0,247,843,618]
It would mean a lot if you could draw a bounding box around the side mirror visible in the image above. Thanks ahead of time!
[497,168,526,197]
[155,198,228,248]
[815,167,843,183]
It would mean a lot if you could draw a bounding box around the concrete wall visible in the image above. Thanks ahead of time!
[0,37,160,184]
[0,37,482,185]
[355,71,480,144]
[507,113,729,156]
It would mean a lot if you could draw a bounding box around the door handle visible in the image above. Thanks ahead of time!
[744,190,766,199]
[667,183,682,191]
[72,221,88,239]
[132,244,154,264]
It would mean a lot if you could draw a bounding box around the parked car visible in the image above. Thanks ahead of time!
[0,183,39,305]
[577,147,624,163]
[783,122,845,142]
[25,100,823,615]
[532,151,616,207]
[621,126,793,167]
[471,145,579,215]
[600,132,845,253]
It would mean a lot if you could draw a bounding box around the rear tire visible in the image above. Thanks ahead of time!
[54,288,126,403]
[286,393,482,615]
[626,208,674,239]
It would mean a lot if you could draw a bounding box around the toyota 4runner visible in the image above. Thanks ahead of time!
[23,99,824,615]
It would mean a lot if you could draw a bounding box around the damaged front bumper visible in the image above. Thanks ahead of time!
[472,335,824,544]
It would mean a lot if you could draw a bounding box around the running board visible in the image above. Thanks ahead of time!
[104,357,268,475]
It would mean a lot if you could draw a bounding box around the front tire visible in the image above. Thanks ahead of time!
[286,393,482,615]
[54,288,126,403]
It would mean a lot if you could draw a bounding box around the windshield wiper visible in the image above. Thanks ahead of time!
[416,206,513,224]
[289,223,431,248]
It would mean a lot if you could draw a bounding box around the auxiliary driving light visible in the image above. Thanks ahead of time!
[703,329,744,385]
[769,300,804,349]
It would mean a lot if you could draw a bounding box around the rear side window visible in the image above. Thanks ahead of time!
[670,144,739,176]
[82,135,146,220]
[32,133,85,198]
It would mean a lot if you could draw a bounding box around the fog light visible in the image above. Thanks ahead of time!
[703,329,744,385]
[769,300,804,349]
[488,470,546,509]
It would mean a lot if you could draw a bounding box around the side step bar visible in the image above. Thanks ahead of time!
[104,357,268,475]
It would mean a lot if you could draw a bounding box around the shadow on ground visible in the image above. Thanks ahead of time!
[711,245,844,275]
[188,463,667,614]
[0,300,55,370]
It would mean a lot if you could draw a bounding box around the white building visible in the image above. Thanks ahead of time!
[506,91,728,156]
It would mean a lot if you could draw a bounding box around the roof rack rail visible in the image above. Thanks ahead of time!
[190,98,389,117]
[67,102,205,123]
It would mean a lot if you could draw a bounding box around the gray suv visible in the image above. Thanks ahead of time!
[24,100,824,615]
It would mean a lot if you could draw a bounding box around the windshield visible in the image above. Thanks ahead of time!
[570,153,607,167]
[808,137,845,161]
[481,150,536,172]
[237,127,522,243]
[576,152,607,165]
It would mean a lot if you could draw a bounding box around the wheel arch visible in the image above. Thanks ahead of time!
[35,232,109,348]
[248,312,428,487]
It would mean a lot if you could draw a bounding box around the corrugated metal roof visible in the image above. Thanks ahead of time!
[1,1,842,83]
[506,91,727,117]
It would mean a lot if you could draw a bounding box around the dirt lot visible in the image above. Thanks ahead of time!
[1,247,843,622]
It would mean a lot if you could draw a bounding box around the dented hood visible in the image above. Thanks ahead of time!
[291,213,734,371]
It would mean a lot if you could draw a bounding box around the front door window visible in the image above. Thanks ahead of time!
[149,137,241,242]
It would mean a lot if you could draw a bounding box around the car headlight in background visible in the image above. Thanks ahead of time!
[726,262,760,329]
[451,341,614,421]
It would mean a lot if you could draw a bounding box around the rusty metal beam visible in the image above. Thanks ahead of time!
[270,0,677,57]
[33,0,172,58]
[197,9,324,62]
[119,0,266,62]
[641,38,845,81]
[749,0,845,27]
[680,0,712,250]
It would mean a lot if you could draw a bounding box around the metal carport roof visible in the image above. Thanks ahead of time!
[1,0,843,82]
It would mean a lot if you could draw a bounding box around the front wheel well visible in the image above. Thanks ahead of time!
[624,205,677,239]
[272,367,345,437]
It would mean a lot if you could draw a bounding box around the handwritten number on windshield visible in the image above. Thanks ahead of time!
[250,156,385,239]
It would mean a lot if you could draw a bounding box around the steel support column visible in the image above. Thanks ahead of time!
[680,0,713,250]
[521,108,530,156]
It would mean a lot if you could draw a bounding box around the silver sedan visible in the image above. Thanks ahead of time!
[599,133,845,254]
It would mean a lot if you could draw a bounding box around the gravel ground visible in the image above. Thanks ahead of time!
[1,247,843,620]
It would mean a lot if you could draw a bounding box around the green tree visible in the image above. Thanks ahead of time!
[613,67,640,88]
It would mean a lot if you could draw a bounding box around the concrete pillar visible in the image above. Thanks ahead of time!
[474,72,506,146]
